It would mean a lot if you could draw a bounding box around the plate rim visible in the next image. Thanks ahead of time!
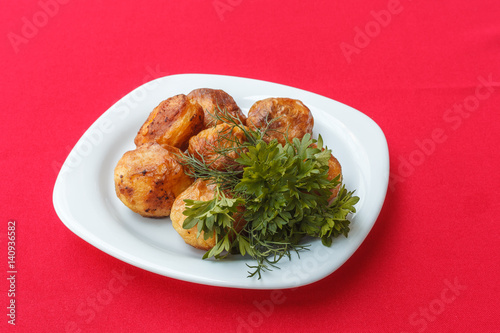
[53,73,389,289]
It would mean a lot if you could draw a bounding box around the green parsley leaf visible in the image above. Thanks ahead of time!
[179,107,360,279]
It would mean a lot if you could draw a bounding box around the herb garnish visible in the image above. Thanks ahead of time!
[180,108,359,279]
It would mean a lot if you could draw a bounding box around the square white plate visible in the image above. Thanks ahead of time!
[53,74,389,289]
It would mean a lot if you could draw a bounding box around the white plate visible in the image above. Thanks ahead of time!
[53,74,389,289]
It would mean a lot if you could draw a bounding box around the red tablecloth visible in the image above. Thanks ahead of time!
[2,0,499,332]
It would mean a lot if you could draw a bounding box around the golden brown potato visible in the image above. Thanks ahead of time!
[134,94,204,151]
[187,88,246,128]
[311,143,343,202]
[188,123,247,171]
[170,179,218,250]
[327,153,342,202]
[246,97,314,145]
[170,179,246,251]
[114,142,194,217]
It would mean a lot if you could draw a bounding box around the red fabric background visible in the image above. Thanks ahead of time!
[1,0,499,332]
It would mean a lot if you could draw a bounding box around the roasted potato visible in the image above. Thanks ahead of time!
[170,179,246,251]
[187,88,246,128]
[134,94,204,151]
[114,142,193,217]
[188,123,247,171]
[246,97,314,145]
[310,143,343,202]
[327,153,342,202]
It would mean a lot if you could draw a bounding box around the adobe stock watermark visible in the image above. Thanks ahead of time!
[64,268,135,333]
[6,220,17,326]
[340,0,405,64]
[51,65,169,177]
[236,244,339,332]
[7,0,71,54]
[401,277,467,333]
[213,0,244,21]
[389,73,498,192]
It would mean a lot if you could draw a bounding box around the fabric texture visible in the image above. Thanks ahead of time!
[1,0,499,332]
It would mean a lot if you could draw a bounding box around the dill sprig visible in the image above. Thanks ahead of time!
[179,152,242,191]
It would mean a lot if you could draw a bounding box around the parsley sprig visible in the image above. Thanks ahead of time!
[180,108,359,279]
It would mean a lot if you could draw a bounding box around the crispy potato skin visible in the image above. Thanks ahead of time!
[310,143,343,202]
[188,123,247,171]
[187,88,246,128]
[247,97,314,145]
[134,94,204,151]
[327,154,342,202]
[170,179,218,250]
[114,142,194,217]
[170,179,246,251]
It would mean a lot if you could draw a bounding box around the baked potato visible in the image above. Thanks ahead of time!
[170,179,246,250]
[327,153,342,202]
[188,123,247,171]
[134,94,204,151]
[114,142,193,217]
[187,88,246,128]
[246,97,314,145]
[310,143,343,202]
